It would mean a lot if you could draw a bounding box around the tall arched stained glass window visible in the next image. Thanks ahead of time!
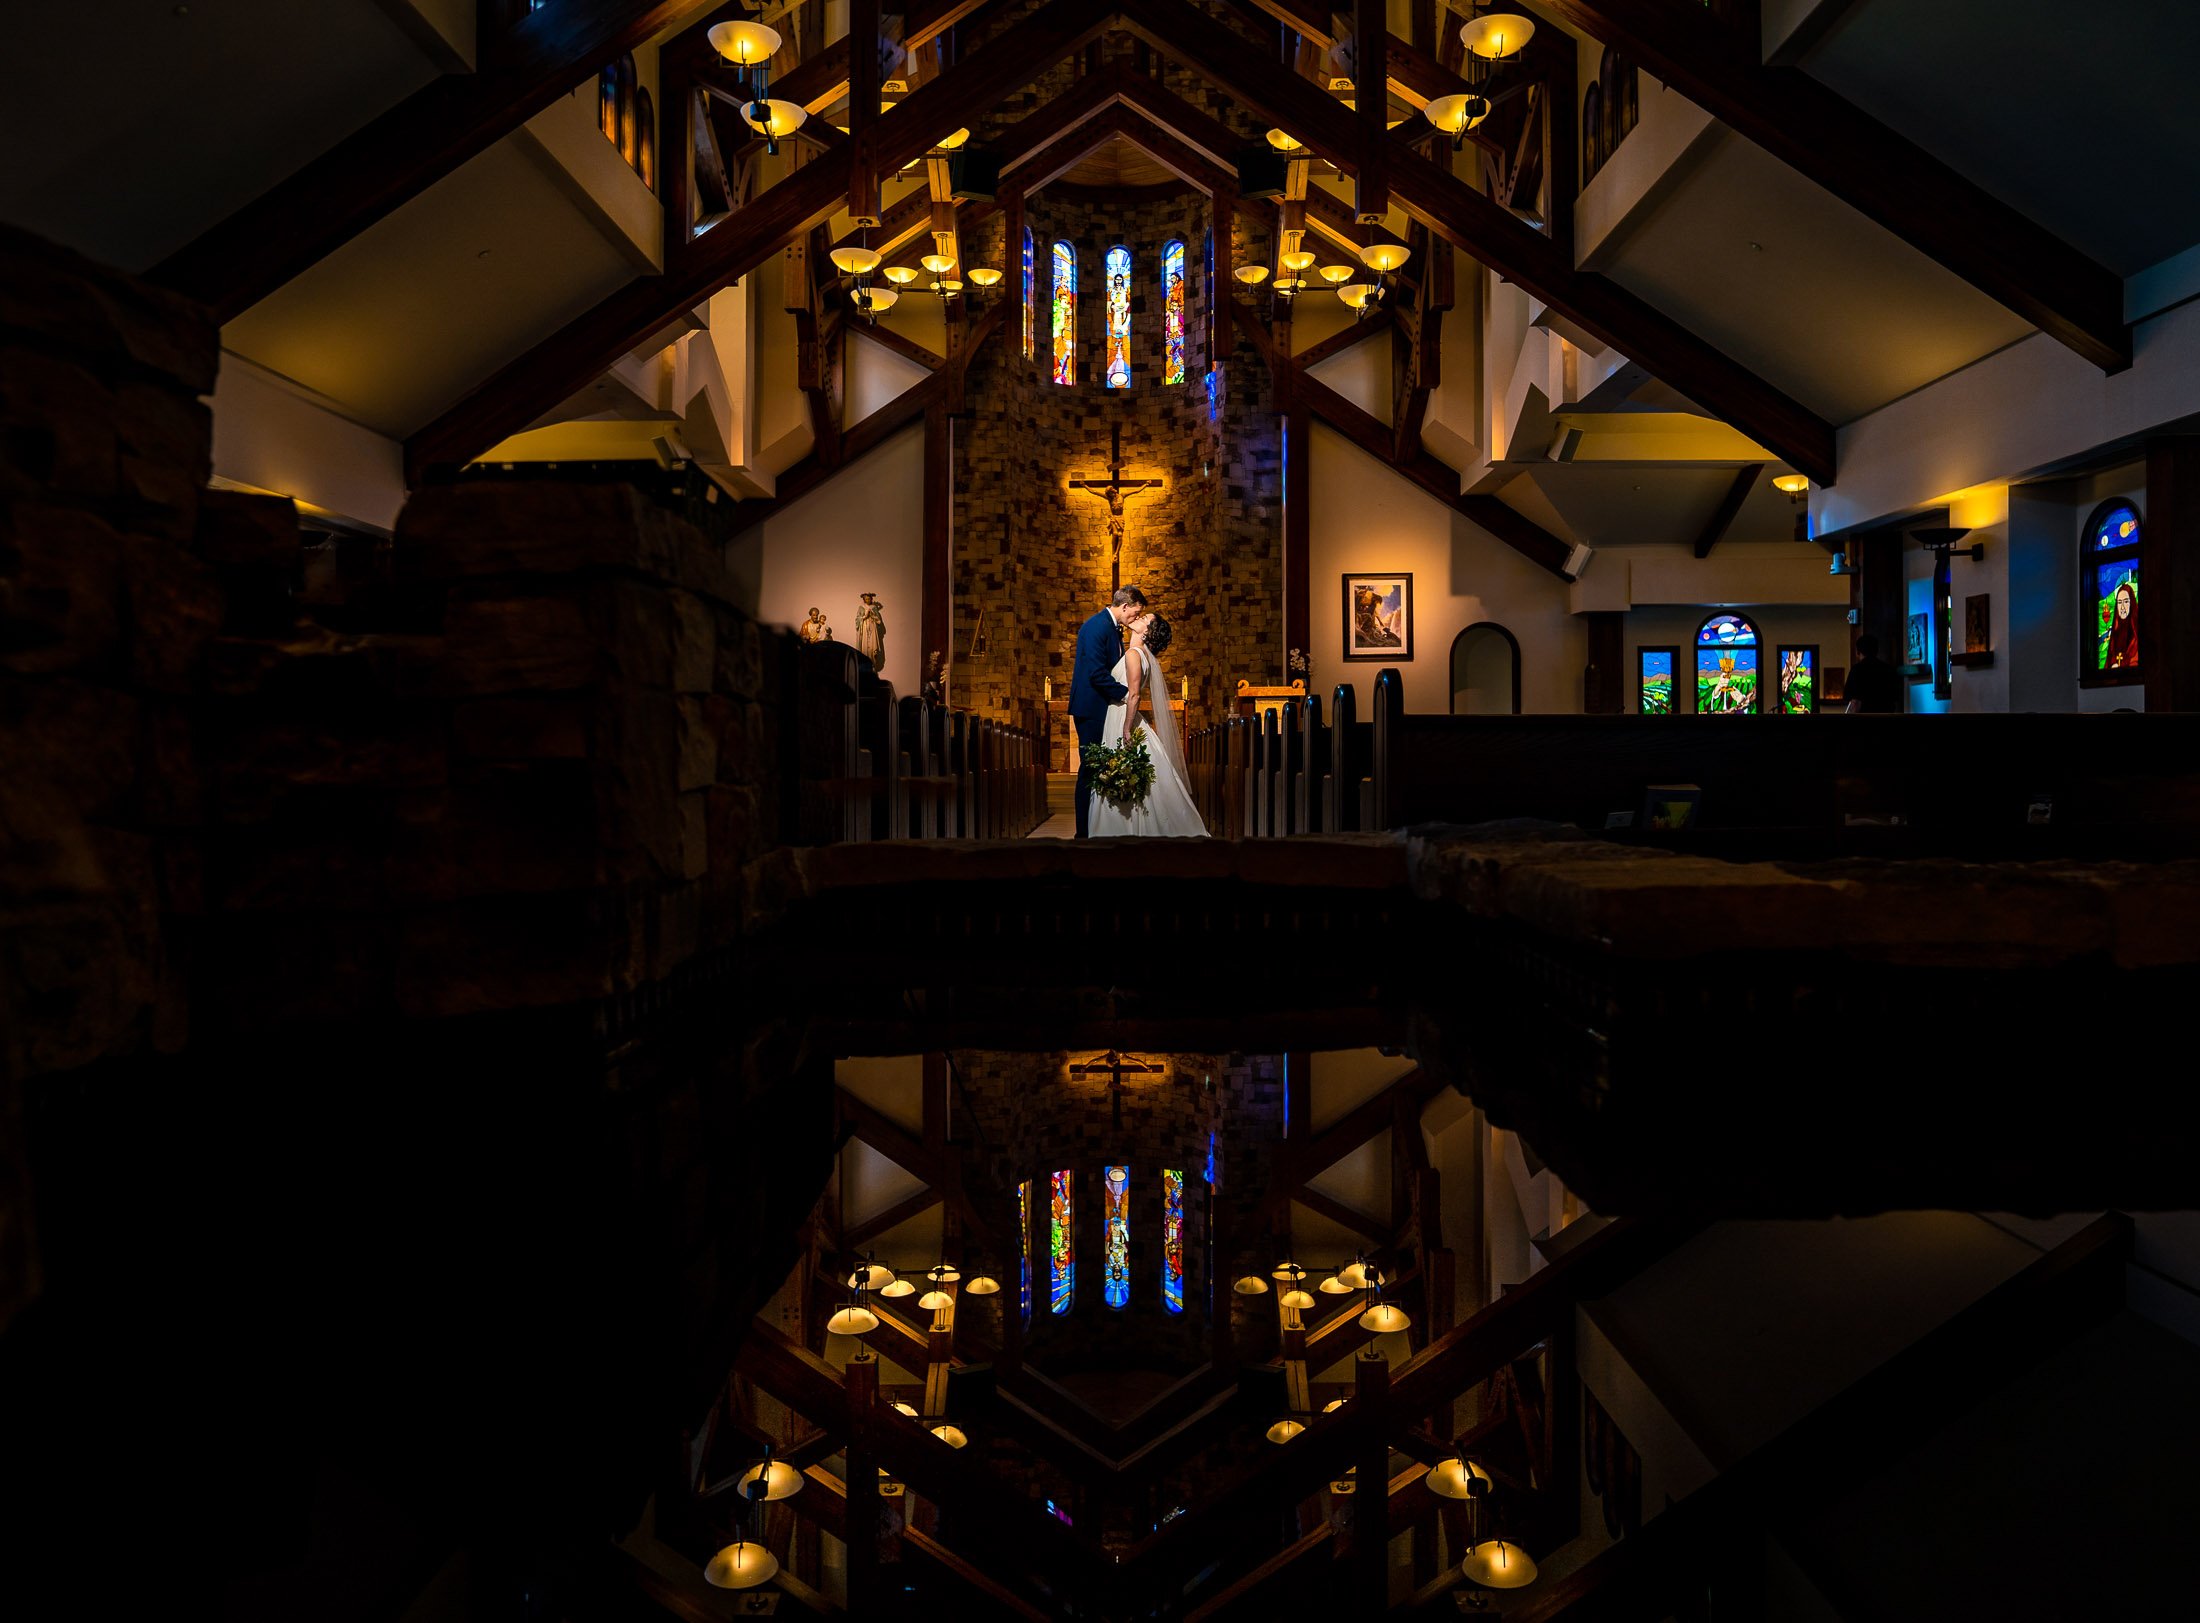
[1162,1169,1184,1312]
[1162,241,1186,386]
[1022,228,1036,362]
[2085,499,2142,679]
[1051,242,1077,385]
[1104,246,1131,388]
[1695,612,1762,714]
[1103,1166,1130,1308]
[1019,1179,1033,1321]
[1049,1169,1075,1312]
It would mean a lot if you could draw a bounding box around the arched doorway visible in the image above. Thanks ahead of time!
[1450,622,1521,714]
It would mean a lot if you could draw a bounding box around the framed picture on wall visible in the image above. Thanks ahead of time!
[1774,645,1819,714]
[1342,573,1413,661]
[1636,646,1679,715]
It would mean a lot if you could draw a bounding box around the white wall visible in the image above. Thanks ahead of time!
[2009,463,2148,714]
[1309,424,1584,714]
[211,350,407,533]
[728,423,926,694]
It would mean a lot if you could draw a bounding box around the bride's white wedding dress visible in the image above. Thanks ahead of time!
[1088,650,1207,838]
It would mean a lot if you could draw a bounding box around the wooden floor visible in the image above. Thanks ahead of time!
[1030,773,1078,839]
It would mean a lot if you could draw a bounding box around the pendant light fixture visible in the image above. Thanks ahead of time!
[708,20,782,71]
[1458,7,1536,63]
[710,16,804,156]
[846,1256,895,1293]
[849,284,898,321]
[1358,1278,1411,1335]
[966,267,1003,290]
[1264,1416,1306,1443]
[964,1273,1001,1295]
[738,1443,804,1502]
[741,97,807,156]
[882,264,919,288]
[1462,1537,1538,1589]
[1272,1260,1309,1283]
[826,1272,879,1336]
[829,245,882,277]
[930,1423,969,1448]
[1426,1448,1492,1501]
[704,1507,780,1591]
[1231,1273,1272,1295]
[1423,90,1492,150]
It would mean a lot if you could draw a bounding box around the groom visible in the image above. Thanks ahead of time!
[1069,585,1146,838]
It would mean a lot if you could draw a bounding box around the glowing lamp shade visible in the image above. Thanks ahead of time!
[937,279,964,296]
[1426,1457,1492,1500]
[1265,1418,1306,1443]
[921,254,957,276]
[1232,1274,1272,1296]
[1318,1274,1353,1295]
[1424,92,1490,138]
[1358,1301,1412,1334]
[918,1289,954,1311]
[1280,1288,1316,1310]
[739,1460,804,1501]
[1360,242,1411,273]
[939,127,971,149]
[1337,1260,1379,1289]
[826,1303,879,1336]
[851,286,899,315]
[1463,1539,1539,1588]
[1321,1398,1347,1412]
[708,20,782,65]
[964,1274,1002,1294]
[741,98,807,139]
[1460,11,1536,59]
[1318,264,1355,285]
[1271,1260,1307,1281]
[1280,250,1317,273]
[1234,264,1271,285]
[1337,283,1380,310]
[1266,128,1304,151]
[1773,473,1811,494]
[830,246,882,277]
[704,1541,779,1589]
[1273,277,1304,294]
[930,1424,969,1448]
[927,1262,962,1284]
[891,1401,920,1416]
[882,265,919,286]
[967,267,1003,287]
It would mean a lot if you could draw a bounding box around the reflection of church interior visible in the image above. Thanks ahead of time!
[7,1,2200,1618]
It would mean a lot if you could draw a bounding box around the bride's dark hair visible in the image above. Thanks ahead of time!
[1140,614,1172,657]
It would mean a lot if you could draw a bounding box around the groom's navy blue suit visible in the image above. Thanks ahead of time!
[1068,607,1129,838]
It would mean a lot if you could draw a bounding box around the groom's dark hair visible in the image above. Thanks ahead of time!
[1112,585,1146,608]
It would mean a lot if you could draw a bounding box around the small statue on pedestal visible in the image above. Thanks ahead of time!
[855,592,886,670]
[798,606,832,643]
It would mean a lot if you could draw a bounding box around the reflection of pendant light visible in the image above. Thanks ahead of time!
[1463,1539,1538,1588]
[1264,1417,1306,1443]
[1266,128,1304,152]
[891,1400,920,1416]
[704,1539,779,1589]
[1232,1274,1271,1295]
[930,1424,969,1448]
[739,1446,804,1502]
[964,1274,1001,1295]
[1321,1397,1347,1412]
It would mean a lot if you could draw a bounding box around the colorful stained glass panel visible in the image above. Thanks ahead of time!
[1163,240,1186,386]
[1019,1179,1032,1320]
[1697,647,1758,714]
[1104,1165,1129,1308]
[1162,1169,1184,1313]
[1639,649,1673,715]
[2092,502,2140,551]
[1104,246,1131,388]
[2097,560,2140,671]
[1049,1169,1074,1313]
[1051,242,1076,385]
[1777,647,1816,714]
[1022,229,1035,362]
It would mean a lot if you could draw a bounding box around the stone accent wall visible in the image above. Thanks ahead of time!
[952,193,1282,757]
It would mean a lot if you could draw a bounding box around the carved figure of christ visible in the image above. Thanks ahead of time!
[1069,422,1164,590]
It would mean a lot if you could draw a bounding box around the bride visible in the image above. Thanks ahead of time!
[1089,612,1207,838]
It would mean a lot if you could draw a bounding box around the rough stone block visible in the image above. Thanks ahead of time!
[598,693,681,881]
[0,224,219,393]
[676,697,717,791]
[0,349,117,498]
[672,591,714,693]
[442,594,595,694]
[114,381,212,527]
[193,488,301,574]
[716,616,763,698]
[0,675,141,821]
[123,534,222,693]
[0,505,125,674]
[679,789,710,881]
[393,892,633,1019]
[452,696,591,761]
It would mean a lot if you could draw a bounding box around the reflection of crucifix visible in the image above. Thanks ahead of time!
[1068,1049,1164,1130]
[1068,423,1164,591]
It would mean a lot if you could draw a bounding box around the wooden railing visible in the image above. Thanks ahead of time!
[1190,667,2200,847]
[795,642,1046,843]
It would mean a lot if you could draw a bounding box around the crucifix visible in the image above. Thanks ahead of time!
[1067,1049,1164,1130]
[1069,423,1165,591]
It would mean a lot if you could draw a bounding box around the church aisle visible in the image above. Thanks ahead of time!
[1029,773,1078,839]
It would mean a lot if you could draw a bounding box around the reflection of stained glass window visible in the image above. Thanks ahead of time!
[1162,1169,1184,1312]
[1104,246,1131,388]
[1022,229,1035,362]
[1051,242,1077,385]
[1638,648,1674,715]
[1163,240,1186,386]
[1019,1179,1032,1321]
[1049,1169,1074,1313]
[1694,613,1760,714]
[2087,501,2141,675]
[1104,1165,1129,1308]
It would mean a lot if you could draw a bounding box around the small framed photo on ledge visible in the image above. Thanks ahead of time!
[1343,572,1413,661]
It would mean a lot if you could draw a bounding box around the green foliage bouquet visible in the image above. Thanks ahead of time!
[1082,727,1156,814]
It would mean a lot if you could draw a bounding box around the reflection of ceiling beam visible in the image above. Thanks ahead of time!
[1536,0,2131,373]
[1117,0,1836,483]
[155,0,713,321]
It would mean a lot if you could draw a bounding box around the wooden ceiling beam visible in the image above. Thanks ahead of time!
[1693,463,1763,559]
[1121,0,1836,482]
[1535,0,2130,372]
[154,0,715,321]
[410,0,1112,472]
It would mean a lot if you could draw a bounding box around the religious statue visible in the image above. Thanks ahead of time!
[921,650,947,705]
[1069,423,1164,591]
[855,592,886,670]
[798,606,832,643]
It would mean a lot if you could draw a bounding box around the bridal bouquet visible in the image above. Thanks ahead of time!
[1082,727,1155,814]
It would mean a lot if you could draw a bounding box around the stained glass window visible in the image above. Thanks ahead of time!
[1104,246,1131,388]
[1694,613,1761,714]
[1776,646,1817,714]
[1019,1179,1033,1321]
[2086,500,2141,676]
[1162,241,1186,386]
[1051,242,1077,385]
[1049,1169,1074,1313]
[1022,228,1035,362]
[1103,1165,1130,1308]
[1162,1168,1184,1313]
[1637,647,1675,715]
